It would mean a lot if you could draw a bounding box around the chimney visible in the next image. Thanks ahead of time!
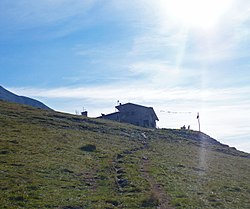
[81,111,88,117]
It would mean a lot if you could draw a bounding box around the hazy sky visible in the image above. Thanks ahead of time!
[0,0,250,152]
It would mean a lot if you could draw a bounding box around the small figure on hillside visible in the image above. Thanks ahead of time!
[188,125,190,130]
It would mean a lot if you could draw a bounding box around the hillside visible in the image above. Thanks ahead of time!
[0,85,51,110]
[0,100,250,208]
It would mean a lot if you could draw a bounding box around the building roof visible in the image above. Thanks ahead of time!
[115,103,159,121]
[97,112,119,119]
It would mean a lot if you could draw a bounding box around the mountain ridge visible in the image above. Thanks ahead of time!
[0,85,51,110]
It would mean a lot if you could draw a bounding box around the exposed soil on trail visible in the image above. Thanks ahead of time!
[112,131,174,208]
[141,157,174,209]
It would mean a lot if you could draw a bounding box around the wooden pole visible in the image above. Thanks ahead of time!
[197,112,200,132]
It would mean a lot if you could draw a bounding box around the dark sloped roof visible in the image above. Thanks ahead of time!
[97,112,120,119]
[116,103,159,121]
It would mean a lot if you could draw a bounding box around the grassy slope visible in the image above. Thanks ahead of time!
[0,100,249,208]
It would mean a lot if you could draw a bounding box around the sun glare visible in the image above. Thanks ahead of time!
[166,0,233,29]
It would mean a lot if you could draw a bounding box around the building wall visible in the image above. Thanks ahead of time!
[98,103,158,128]
[118,105,156,128]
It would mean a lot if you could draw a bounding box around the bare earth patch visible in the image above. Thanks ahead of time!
[141,156,174,209]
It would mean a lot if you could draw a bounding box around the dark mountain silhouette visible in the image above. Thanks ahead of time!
[0,85,52,110]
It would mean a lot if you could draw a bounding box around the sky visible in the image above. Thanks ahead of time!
[0,0,250,153]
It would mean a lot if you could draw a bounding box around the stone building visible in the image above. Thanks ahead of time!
[98,103,159,128]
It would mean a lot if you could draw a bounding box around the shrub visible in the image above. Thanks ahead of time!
[80,144,96,152]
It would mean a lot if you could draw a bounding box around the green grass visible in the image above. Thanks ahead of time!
[0,100,250,208]
[147,131,250,208]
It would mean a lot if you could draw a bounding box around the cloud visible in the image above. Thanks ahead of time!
[8,84,250,153]
[129,61,174,75]
[125,0,250,65]
[0,0,95,27]
[9,84,250,107]
[1,0,249,42]
[2,0,250,153]
[0,0,101,40]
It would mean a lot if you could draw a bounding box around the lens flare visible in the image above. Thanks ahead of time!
[165,0,233,29]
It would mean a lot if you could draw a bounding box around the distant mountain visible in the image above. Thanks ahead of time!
[0,85,52,110]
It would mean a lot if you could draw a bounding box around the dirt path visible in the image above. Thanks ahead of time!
[141,156,174,209]
[112,131,174,208]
